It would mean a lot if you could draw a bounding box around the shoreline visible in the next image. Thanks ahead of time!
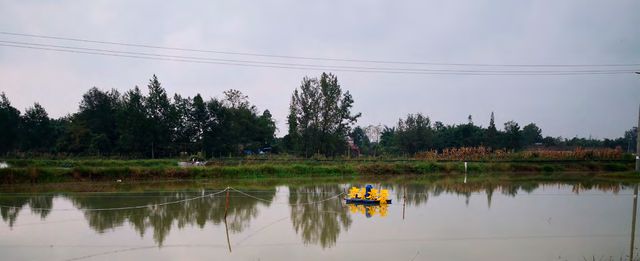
[0,159,637,184]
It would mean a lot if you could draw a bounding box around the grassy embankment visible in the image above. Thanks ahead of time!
[0,158,636,183]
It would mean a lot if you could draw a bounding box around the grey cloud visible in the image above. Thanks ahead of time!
[0,0,638,138]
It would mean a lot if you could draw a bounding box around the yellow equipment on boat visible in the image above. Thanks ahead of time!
[346,185,391,205]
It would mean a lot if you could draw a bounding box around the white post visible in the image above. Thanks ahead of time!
[464,162,468,173]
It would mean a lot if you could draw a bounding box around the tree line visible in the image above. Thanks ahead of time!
[0,73,636,158]
[346,113,637,157]
[0,75,275,158]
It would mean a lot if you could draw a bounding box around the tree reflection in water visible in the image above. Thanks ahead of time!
[393,180,627,208]
[288,185,352,249]
[0,194,54,226]
[70,190,275,245]
[0,190,275,246]
[0,180,630,248]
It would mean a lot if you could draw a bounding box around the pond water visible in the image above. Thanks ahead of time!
[0,177,638,261]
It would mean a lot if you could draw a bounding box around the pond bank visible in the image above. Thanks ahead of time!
[0,159,636,183]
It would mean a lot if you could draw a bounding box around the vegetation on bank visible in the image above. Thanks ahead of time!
[0,172,635,195]
[0,159,635,183]
[1,73,636,160]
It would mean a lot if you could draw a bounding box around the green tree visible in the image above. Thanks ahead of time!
[503,120,521,150]
[56,114,91,154]
[256,109,276,147]
[49,116,70,153]
[283,97,301,153]
[485,112,499,149]
[201,90,275,156]
[222,89,249,109]
[288,73,360,156]
[20,103,53,152]
[191,94,208,152]
[0,93,21,154]
[521,123,543,147]
[395,113,434,154]
[202,98,225,156]
[116,87,149,156]
[172,94,195,154]
[77,87,121,154]
[349,126,370,155]
[624,127,638,153]
[542,136,562,147]
[144,75,174,158]
[457,114,484,147]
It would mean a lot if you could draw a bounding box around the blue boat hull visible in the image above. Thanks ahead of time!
[345,198,392,204]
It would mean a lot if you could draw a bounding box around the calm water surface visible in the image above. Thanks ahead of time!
[0,177,638,261]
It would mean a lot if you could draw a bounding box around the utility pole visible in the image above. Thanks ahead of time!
[636,72,640,172]
[631,185,638,260]
[637,103,640,172]
[632,73,640,260]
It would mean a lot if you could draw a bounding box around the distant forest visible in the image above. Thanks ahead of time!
[0,73,637,158]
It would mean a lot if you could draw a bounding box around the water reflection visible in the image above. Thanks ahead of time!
[288,185,352,248]
[0,190,275,246]
[0,194,54,226]
[75,190,275,245]
[348,204,388,218]
[0,180,633,251]
[393,181,626,208]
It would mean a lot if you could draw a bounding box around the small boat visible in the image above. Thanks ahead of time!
[345,198,392,204]
[345,185,391,205]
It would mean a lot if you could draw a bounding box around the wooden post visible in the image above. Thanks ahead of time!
[224,187,232,253]
[224,217,232,253]
[224,189,230,219]
[402,190,406,220]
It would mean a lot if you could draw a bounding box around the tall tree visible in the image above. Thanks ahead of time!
[202,98,225,156]
[521,123,543,147]
[624,127,638,153]
[191,94,208,152]
[172,94,194,154]
[458,114,483,147]
[20,103,53,152]
[379,126,397,154]
[485,112,498,149]
[144,75,174,158]
[0,93,21,154]
[395,113,433,154]
[256,109,276,147]
[503,120,521,150]
[77,87,121,154]
[116,87,149,156]
[283,97,301,153]
[201,90,275,156]
[288,73,361,156]
[222,89,249,109]
[349,126,370,155]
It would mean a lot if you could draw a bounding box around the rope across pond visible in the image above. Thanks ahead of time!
[0,187,346,211]
[228,187,346,206]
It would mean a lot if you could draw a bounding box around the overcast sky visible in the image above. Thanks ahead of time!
[1,0,639,139]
